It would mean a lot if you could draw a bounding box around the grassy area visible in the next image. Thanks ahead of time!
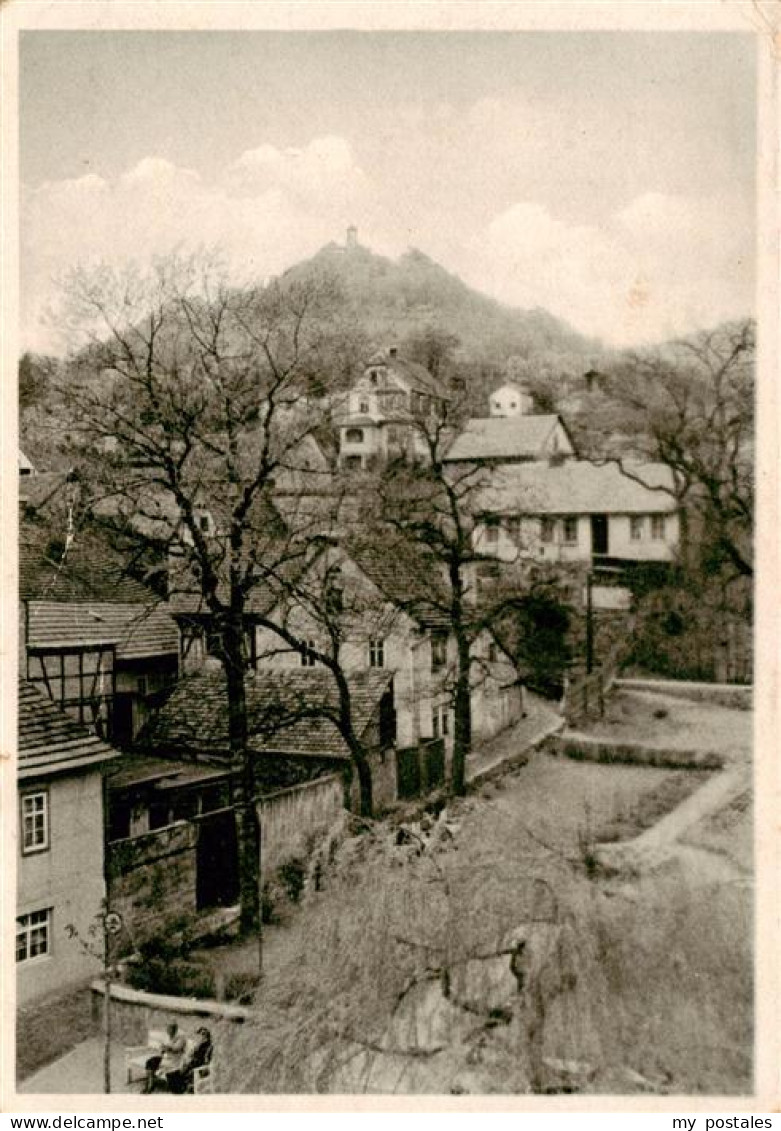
[216,754,752,1094]
[582,690,751,761]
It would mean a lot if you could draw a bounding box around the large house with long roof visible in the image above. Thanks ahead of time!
[472,460,680,567]
[17,680,117,1004]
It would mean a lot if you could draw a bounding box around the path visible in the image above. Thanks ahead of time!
[18,1038,134,1095]
[465,691,562,785]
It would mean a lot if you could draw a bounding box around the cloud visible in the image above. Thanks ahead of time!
[21,138,372,352]
[20,137,753,353]
[467,192,753,346]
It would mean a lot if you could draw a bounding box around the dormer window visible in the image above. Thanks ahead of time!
[359,401,370,414]
[370,371,378,385]
[198,513,212,534]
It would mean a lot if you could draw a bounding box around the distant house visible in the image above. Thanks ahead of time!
[336,347,449,470]
[19,517,180,747]
[488,382,535,418]
[18,449,35,476]
[472,460,680,567]
[17,681,117,1004]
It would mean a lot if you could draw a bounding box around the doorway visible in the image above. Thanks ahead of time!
[196,810,240,910]
[591,514,609,557]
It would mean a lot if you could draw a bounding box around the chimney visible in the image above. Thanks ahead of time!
[389,346,397,359]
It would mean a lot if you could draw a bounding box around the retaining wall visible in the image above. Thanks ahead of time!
[90,980,250,1045]
[550,732,724,771]
[616,678,752,710]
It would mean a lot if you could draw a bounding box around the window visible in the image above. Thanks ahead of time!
[345,428,364,444]
[493,401,501,411]
[137,676,148,698]
[16,909,51,963]
[484,518,500,544]
[540,518,555,544]
[651,515,666,540]
[198,513,212,533]
[630,516,644,541]
[563,517,578,544]
[369,639,385,668]
[505,516,521,541]
[301,640,318,667]
[370,370,378,384]
[359,401,370,414]
[431,632,447,671]
[488,640,498,663]
[510,402,517,410]
[21,791,49,854]
[440,707,450,736]
[431,709,440,739]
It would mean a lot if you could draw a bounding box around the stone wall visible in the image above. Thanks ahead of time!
[107,822,198,947]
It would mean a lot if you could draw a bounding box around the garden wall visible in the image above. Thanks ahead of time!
[615,678,752,710]
[108,822,198,947]
[259,773,345,875]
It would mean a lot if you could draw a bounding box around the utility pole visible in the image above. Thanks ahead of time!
[585,569,594,675]
[103,912,112,1094]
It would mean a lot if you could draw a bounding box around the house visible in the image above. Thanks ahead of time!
[17,680,117,1004]
[103,667,394,941]
[471,460,680,567]
[335,347,449,469]
[251,541,524,766]
[18,449,35,476]
[444,414,576,466]
[19,516,180,747]
[488,382,535,418]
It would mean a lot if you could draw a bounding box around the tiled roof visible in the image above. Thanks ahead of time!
[107,754,229,792]
[27,601,180,659]
[19,518,164,605]
[444,415,565,462]
[18,680,118,780]
[143,668,392,759]
[366,350,447,399]
[347,541,452,630]
[474,460,678,516]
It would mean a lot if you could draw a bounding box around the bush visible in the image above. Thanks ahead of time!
[278,857,307,904]
[127,957,216,1000]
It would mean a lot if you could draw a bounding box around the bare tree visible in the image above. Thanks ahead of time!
[573,319,755,580]
[375,402,534,797]
[50,252,358,933]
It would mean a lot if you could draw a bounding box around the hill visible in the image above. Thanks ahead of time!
[281,239,605,406]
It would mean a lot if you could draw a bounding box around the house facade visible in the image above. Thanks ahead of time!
[472,460,680,567]
[17,681,117,1004]
[19,517,180,747]
[335,347,449,470]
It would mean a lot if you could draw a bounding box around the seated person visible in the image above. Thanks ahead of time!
[144,1022,186,1093]
[167,1027,213,1095]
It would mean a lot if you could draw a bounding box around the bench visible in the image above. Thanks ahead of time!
[125,1028,167,1086]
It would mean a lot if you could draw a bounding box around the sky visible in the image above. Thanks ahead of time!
[19,30,757,353]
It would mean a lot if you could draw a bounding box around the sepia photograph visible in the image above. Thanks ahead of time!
[4,2,772,1109]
